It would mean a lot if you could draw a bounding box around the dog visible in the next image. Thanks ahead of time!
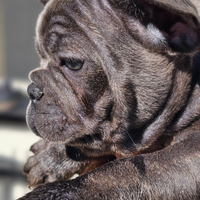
[18,0,200,199]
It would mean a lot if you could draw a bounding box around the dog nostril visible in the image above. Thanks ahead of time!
[33,88,43,101]
[27,84,43,101]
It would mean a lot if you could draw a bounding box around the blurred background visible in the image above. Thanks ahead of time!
[0,0,44,199]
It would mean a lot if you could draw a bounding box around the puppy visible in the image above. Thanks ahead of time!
[19,0,200,199]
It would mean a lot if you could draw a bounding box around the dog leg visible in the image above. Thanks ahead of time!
[23,140,90,188]
[23,140,114,188]
[19,131,200,200]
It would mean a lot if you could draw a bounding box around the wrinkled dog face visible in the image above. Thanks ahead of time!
[27,0,200,156]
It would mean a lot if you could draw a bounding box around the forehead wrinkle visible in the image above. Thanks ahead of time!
[61,3,103,57]
[35,0,58,61]
[47,8,100,62]
[35,0,54,43]
[37,0,112,65]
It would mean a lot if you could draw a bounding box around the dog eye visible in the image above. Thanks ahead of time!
[60,58,84,71]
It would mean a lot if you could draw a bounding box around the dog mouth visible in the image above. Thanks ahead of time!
[26,81,113,147]
[26,99,69,142]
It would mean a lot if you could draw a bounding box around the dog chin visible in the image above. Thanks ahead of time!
[26,102,69,142]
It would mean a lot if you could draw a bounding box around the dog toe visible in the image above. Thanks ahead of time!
[27,165,46,188]
[30,139,46,154]
[23,156,38,174]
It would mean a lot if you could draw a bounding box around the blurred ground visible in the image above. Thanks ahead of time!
[0,79,39,200]
[0,0,43,199]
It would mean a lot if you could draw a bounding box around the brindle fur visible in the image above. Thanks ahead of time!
[19,0,200,199]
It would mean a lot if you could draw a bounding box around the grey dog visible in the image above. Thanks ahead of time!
[19,0,200,199]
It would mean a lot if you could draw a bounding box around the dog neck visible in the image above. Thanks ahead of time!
[138,53,200,153]
[112,53,200,156]
[171,53,200,131]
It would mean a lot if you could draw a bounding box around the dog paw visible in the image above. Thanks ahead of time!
[23,140,89,188]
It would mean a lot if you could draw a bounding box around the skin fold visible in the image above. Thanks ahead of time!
[19,0,200,199]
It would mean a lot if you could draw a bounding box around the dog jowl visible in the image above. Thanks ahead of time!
[19,0,200,199]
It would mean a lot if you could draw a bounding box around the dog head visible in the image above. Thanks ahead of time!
[27,0,200,156]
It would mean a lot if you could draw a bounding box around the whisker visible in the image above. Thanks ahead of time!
[125,129,141,155]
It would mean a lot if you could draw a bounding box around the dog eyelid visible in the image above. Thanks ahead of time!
[59,58,84,71]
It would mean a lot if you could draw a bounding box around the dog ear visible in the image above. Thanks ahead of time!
[120,0,200,53]
[39,0,50,5]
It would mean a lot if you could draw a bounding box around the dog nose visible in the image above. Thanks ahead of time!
[27,83,43,101]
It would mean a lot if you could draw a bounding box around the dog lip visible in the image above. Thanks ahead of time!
[26,102,42,138]
[27,117,41,137]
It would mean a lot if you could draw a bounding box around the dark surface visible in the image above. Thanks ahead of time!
[0,80,29,121]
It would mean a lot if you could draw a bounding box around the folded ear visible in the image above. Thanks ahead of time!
[120,0,200,53]
[39,0,50,5]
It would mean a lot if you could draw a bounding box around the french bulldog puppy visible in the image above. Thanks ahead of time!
[19,0,200,199]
